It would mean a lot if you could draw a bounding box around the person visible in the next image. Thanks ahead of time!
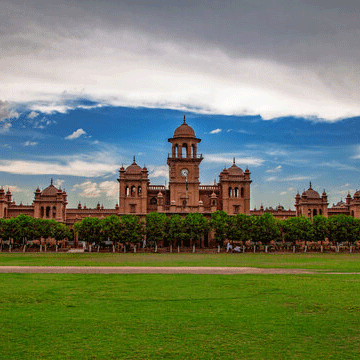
[142,239,147,248]
[226,241,232,253]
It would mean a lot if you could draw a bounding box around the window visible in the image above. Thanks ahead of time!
[150,197,157,205]
[130,204,136,213]
[241,187,244,198]
[228,187,232,197]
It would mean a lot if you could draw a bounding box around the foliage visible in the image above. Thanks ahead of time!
[283,216,312,244]
[145,212,168,247]
[119,215,144,245]
[210,210,228,246]
[167,214,185,246]
[74,217,102,245]
[312,215,328,243]
[184,212,209,246]
[226,213,252,243]
[250,213,281,244]
[327,215,360,245]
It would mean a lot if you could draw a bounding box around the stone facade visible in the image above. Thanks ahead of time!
[0,118,359,224]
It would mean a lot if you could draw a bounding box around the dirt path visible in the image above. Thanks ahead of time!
[0,266,314,274]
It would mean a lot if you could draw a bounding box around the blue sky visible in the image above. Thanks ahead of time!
[1,1,360,209]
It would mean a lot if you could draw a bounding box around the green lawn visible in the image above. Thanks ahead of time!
[1,252,360,272]
[0,273,359,359]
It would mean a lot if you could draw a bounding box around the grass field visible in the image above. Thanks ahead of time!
[1,273,360,359]
[1,252,360,272]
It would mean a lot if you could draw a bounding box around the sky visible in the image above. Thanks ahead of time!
[1,0,360,210]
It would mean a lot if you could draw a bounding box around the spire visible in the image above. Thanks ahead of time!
[133,156,136,164]
[233,157,235,164]
[183,115,186,124]
[309,181,312,189]
[51,178,53,186]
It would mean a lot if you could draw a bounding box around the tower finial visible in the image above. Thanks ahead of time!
[51,178,53,186]
[309,181,312,189]
[233,157,235,164]
[133,156,136,164]
[183,115,186,124]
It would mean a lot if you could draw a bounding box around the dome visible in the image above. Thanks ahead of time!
[303,183,320,199]
[42,184,59,196]
[125,157,142,174]
[354,190,360,198]
[227,162,244,176]
[173,116,196,138]
[226,158,244,176]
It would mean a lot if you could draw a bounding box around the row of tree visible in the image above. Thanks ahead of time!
[1,212,360,250]
[0,214,70,250]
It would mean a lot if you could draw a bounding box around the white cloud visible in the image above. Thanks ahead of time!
[0,122,12,133]
[65,128,86,140]
[27,111,39,119]
[54,179,65,188]
[3,185,26,193]
[0,157,118,177]
[210,128,222,134]
[266,165,282,173]
[266,175,310,182]
[23,141,38,146]
[148,166,169,179]
[0,100,19,122]
[280,191,287,195]
[72,180,118,198]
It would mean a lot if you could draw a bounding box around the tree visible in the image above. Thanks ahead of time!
[210,210,228,247]
[184,213,209,249]
[145,212,168,249]
[101,215,122,250]
[167,214,185,248]
[226,214,252,244]
[327,215,360,246]
[250,213,281,246]
[119,215,144,250]
[52,222,70,249]
[74,217,102,248]
[283,216,312,246]
[312,215,328,244]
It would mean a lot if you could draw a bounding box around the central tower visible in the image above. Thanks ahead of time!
[167,117,203,210]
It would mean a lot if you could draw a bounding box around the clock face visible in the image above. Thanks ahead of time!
[181,168,189,177]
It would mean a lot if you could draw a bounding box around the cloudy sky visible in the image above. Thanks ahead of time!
[1,0,360,209]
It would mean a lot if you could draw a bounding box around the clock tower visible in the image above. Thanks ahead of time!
[167,116,203,211]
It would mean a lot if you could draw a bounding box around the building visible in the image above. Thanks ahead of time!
[0,117,359,224]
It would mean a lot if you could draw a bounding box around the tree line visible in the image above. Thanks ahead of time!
[1,211,360,251]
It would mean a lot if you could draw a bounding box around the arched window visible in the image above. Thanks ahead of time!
[352,210,355,217]
[241,187,244,198]
[191,144,196,158]
[182,144,188,158]
[46,206,50,218]
[234,187,239,198]
[41,206,44,218]
[125,186,129,197]
[212,199,216,206]
[138,186,142,195]
[150,197,157,205]
[131,186,136,196]
[175,144,178,158]
[52,206,57,218]
[228,187,232,197]
[319,209,322,215]
[313,209,317,216]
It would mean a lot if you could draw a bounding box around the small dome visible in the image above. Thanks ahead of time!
[42,184,59,196]
[227,159,244,176]
[173,116,196,138]
[303,183,320,199]
[354,190,360,198]
[125,157,142,174]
